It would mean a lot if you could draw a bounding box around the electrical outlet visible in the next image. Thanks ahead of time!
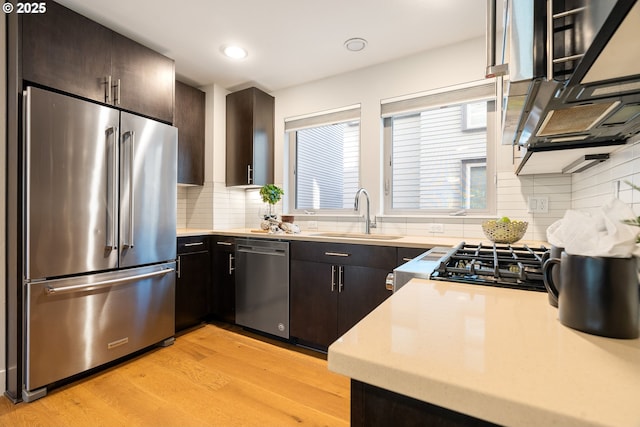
[307,221,318,230]
[528,196,549,213]
[427,223,445,233]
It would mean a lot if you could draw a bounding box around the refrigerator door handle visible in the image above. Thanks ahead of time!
[122,130,135,248]
[24,89,32,278]
[106,126,118,250]
[129,130,135,248]
[44,268,175,295]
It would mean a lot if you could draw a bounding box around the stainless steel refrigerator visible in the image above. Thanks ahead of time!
[21,86,177,402]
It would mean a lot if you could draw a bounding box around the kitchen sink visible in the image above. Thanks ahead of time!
[313,232,403,240]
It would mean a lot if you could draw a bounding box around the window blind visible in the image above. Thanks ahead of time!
[285,105,361,131]
[381,81,495,118]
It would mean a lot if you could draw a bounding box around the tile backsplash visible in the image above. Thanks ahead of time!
[572,138,640,213]
[178,181,245,230]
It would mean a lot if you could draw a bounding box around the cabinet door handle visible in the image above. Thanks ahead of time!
[331,265,337,291]
[176,255,181,279]
[184,242,204,247]
[104,75,112,103]
[216,241,232,246]
[113,78,121,105]
[247,165,253,184]
[325,252,350,257]
[229,254,235,275]
[338,266,344,293]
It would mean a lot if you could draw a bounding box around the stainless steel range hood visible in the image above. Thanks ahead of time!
[491,0,640,174]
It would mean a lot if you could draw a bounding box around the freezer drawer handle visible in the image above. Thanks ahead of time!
[45,268,175,295]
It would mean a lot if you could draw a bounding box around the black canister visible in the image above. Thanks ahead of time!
[544,253,639,339]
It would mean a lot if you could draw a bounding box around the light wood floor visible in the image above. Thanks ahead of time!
[0,322,350,427]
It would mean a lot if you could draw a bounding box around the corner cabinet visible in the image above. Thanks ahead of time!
[211,236,236,324]
[21,0,175,123]
[176,236,211,332]
[290,241,397,350]
[175,81,205,185]
[225,87,274,186]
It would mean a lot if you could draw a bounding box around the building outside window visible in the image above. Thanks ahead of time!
[382,81,496,215]
[286,105,360,212]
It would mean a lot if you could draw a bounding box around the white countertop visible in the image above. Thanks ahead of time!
[177,228,547,249]
[328,279,640,427]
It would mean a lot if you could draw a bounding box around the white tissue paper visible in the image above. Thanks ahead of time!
[546,198,640,257]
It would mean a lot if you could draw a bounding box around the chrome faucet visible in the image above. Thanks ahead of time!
[354,188,376,234]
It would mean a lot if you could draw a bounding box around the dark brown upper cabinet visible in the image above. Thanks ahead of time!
[21,0,175,124]
[225,87,274,187]
[110,32,175,123]
[175,81,206,185]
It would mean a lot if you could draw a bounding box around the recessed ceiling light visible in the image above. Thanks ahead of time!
[344,38,367,52]
[221,45,248,60]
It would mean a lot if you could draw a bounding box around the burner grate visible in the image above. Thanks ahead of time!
[430,242,548,292]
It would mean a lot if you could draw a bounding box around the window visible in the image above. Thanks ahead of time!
[462,159,487,209]
[382,82,496,214]
[286,106,360,212]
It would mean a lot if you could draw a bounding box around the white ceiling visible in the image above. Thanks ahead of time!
[56,0,487,92]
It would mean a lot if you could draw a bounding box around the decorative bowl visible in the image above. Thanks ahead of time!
[482,219,528,244]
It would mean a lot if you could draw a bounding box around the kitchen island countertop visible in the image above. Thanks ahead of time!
[328,278,640,427]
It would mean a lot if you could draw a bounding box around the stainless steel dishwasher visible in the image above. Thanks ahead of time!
[235,238,290,338]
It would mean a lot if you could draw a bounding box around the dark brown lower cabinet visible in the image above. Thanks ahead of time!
[176,236,211,332]
[211,236,236,324]
[397,246,432,265]
[351,380,500,427]
[290,241,396,350]
[290,260,337,348]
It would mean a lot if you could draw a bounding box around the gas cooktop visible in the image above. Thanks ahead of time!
[430,242,549,292]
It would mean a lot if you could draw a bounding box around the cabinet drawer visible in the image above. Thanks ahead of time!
[177,235,210,254]
[397,246,432,266]
[291,241,396,270]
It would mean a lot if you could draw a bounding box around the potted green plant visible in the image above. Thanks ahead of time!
[259,184,284,219]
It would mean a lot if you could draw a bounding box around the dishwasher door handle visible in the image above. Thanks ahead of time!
[237,246,287,257]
